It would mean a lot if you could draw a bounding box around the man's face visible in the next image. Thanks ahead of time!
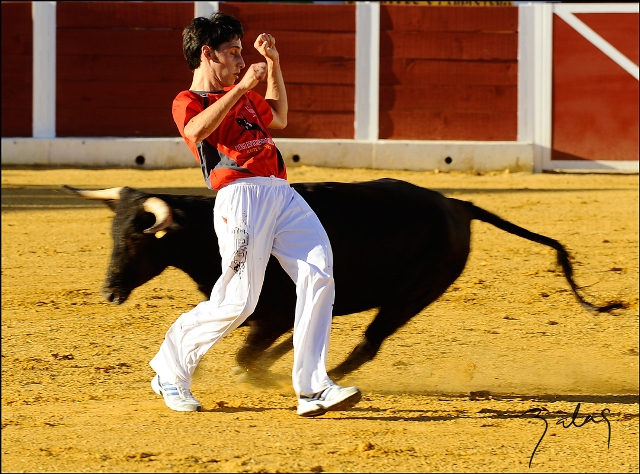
[210,38,245,88]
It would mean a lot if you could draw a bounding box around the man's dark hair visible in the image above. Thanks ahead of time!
[182,12,244,71]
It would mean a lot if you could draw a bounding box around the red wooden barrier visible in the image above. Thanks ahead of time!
[552,13,639,162]
[379,5,518,140]
[55,1,193,137]
[220,2,356,139]
[1,2,32,137]
[2,2,522,142]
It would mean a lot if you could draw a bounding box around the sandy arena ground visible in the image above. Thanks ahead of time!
[1,166,638,473]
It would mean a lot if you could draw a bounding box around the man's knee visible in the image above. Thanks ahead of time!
[238,299,258,320]
[311,271,334,291]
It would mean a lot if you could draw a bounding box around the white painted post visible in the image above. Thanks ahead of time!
[518,3,553,173]
[32,1,56,138]
[517,4,534,144]
[354,1,379,141]
[532,2,553,173]
[194,1,218,19]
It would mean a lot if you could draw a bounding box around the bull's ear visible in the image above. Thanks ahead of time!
[167,208,185,233]
[103,200,119,212]
[168,221,183,232]
[153,221,183,239]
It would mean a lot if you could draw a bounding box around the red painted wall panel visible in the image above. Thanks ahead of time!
[220,3,356,139]
[1,2,33,137]
[221,4,356,32]
[57,55,189,84]
[56,1,193,137]
[552,14,639,161]
[379,5,518,140]
[381,58,518,86]
[380,84,517,113]
[381,31,517,61]
[380,110,516,141]
[576,13,639,66]
[56,1,191,28]
[380,4,518,32]
[23,2,522,142]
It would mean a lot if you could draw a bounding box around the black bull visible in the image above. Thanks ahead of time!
[63,179,622,381]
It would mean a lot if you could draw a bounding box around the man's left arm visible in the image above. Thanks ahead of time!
[254,34,288,129]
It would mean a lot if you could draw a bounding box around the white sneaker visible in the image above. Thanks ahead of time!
[151,374,202,412]
[297,385,362,417]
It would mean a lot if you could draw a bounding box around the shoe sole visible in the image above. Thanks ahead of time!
[298,404,329,417]
[298,389,362,418]
[324,389,362,412]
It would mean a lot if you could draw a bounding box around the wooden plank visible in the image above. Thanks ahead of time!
[552,14,639,162]
[269,112,354,139]
[56,106,179,137]
[286,84,354,113]
[1,115,32,138]
[57,29,185,56]
[57,55,353,86]
[379,84,517,112]
[251,84,355,113]
[576,13,639,66]
[57,1,193,29]
[239,30,356,59]
[57,77,354,134]
[1,2,32,56]
[56,108,355,139]
[1,3,32,57]
[220,3,356,32]
[379,110,517,140]
[246,56,355,85]
[57,82,354,115]
[56,54,191,83]
[57,78,353,114]
[380,58,517,86]
[0,78,32,102]
[380,30,517,60]
[57,28,354,59]
[56,81,193,111]
[2,56,34,78]
[380,5,518,32]
[376,5,518,142]
[57,80,355,136]
[1,1,32,137]
[57,54,353,87]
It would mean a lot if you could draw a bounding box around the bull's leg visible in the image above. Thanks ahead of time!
[328,302,431,381]
[234,322,292,386]
[327,335,382,381]
[259,333,294,369]
[328,276,458,381]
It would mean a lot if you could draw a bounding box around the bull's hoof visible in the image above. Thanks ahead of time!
[231,366,247,376]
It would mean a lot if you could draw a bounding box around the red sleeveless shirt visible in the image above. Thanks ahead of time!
[172,87,287,190]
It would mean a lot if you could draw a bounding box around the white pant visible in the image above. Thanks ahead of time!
[150,176,334,396]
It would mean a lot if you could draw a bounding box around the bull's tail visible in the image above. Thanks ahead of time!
[459,200,624,313]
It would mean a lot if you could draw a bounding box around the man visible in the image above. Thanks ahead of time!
[149,12,361,417]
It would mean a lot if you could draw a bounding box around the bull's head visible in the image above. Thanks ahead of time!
[62,185,176,304]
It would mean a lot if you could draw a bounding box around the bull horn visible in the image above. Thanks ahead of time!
[142,197,173,234]
[62,185,123,201]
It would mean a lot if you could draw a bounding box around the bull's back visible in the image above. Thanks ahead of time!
[293,179,472,314]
